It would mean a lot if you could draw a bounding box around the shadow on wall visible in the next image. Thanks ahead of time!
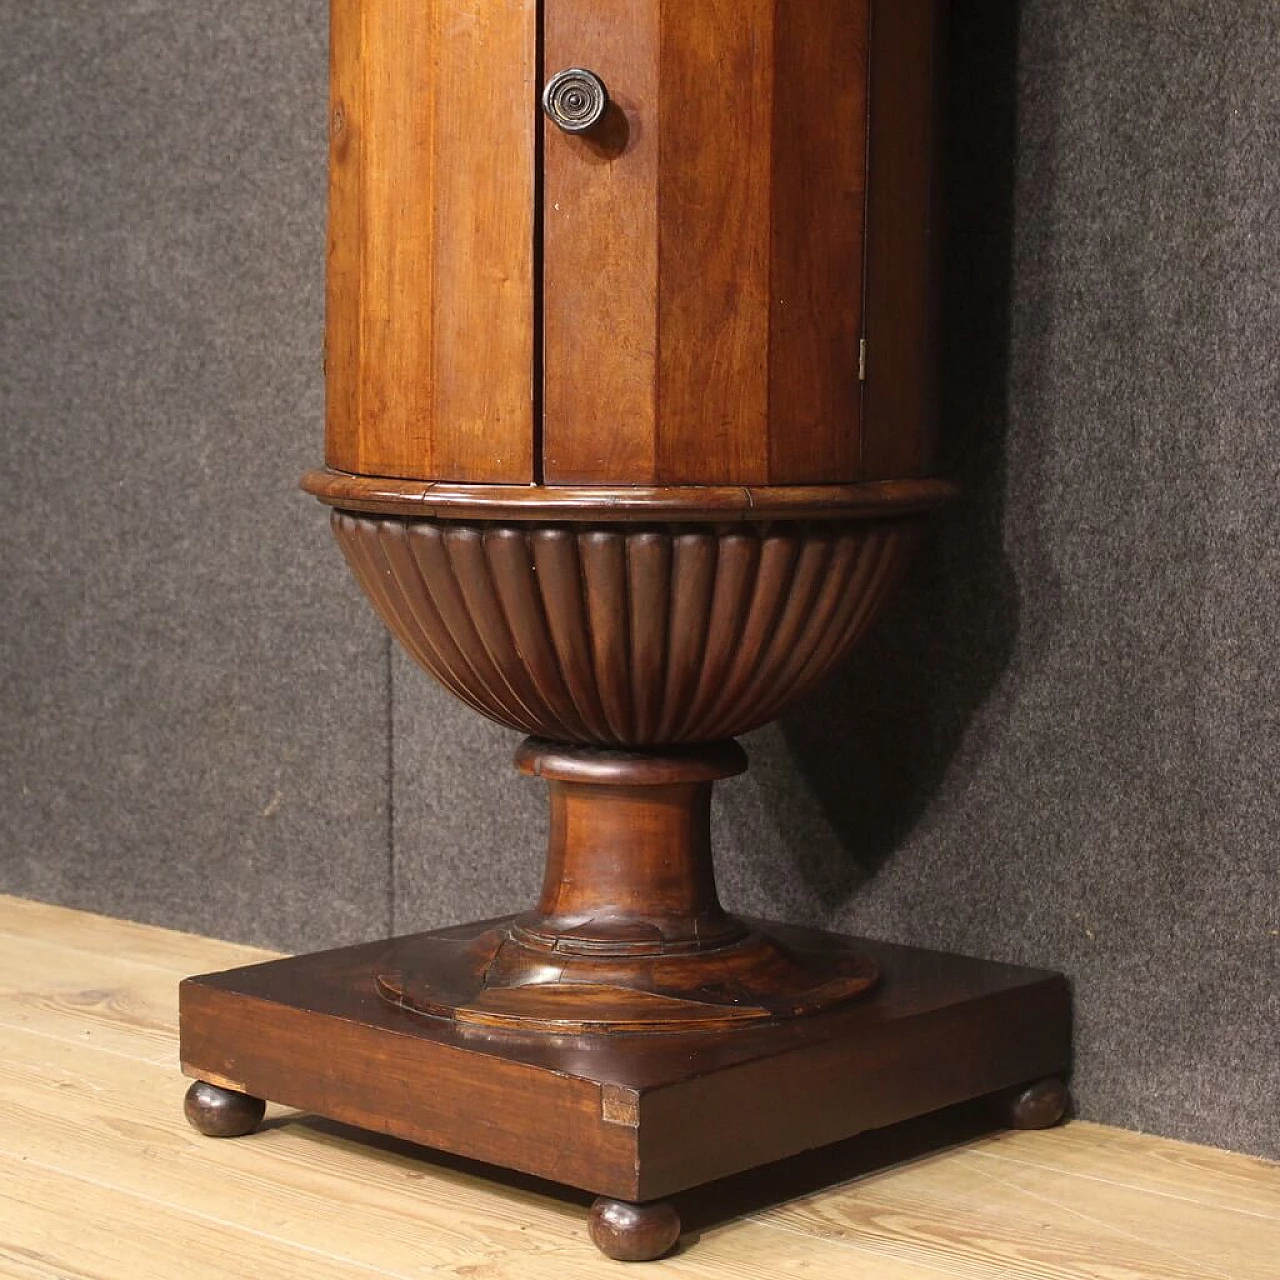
[756,1,1057,911]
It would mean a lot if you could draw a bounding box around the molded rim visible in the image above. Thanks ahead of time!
[302,468,957,523]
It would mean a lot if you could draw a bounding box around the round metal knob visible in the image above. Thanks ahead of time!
[542,67,609,134]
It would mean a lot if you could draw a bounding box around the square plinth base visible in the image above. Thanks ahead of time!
[179,918,1071,1203]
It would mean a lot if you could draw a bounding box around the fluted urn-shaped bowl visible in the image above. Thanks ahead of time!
[333,511,918,746]
[328,504,930,1032]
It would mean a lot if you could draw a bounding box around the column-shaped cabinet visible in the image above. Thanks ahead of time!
[321,0,945,490]
[180,3,1072,1263]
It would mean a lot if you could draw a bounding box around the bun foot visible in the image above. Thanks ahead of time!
[993,1077,1070,1130]
[588,1197,681,1262]
[183,1080,266,1138]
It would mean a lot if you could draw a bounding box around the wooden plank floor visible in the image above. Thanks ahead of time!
[0,894,1275,1279]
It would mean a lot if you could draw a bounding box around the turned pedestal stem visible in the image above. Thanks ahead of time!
[513,738,749,954]
[376,739,878,1032]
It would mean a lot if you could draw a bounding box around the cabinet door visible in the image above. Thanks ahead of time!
[326,0,536,482]
[541,0,872,486]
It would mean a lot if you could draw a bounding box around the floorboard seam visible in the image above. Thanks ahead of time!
[0,1022,170,1065]
[740,1213,966,1277]
[0,1150,416,1280]
[964,1157,1238,1280]
[0,930,275,976]
[971,1148,1280,1221]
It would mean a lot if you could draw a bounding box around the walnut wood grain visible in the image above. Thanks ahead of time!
[323,1,947,491]
[180,2,1078,1265]
[373,740,878,1034]
[542,0,877,485]
[654,0,774,484]
[331,512,919,745]
[325,0,535,482]
[542,0,660,483]
[302,469,958,522]
[767,0,872,482]
[179,927,1072,1202]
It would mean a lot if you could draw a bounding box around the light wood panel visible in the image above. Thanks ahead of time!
[0,1031,572,1274]
[0,893,275,971]
[0,1029,921,1280]
[760,1148,1277,1280]
[0,932,184,1061]
[325,0,536,482]
[0,1156,408,1280]
[974,1121,1280,1219]
[1,895,1274,1280]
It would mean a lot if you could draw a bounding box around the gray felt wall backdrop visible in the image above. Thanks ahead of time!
[1,3,1276,1159]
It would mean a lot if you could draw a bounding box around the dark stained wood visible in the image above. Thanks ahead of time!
[992,1077,1072,1131]
[330,512,918,744]
[860,0,949,479]
[588,1198,681,1263]
[377,920,878,1035]
[182,1080,265,1138]
[515,738,747,786]
[767,0,872,482]
[302,468,958,522]
[325,0,536,482]
[181,973,638,1196]
[180,924,1070,1202]
[375,740,878,1033]
[632,945,1068,1199]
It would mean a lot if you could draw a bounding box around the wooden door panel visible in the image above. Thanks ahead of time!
[767,0,871,483]
[542,0,662,484]
[654,0,774,485]
[542,0,871,486]
[326,0,536,483]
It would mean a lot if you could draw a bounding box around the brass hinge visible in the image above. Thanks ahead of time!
[858,338,867,382]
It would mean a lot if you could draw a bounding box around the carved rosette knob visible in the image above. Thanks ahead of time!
[542,67,609,134]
